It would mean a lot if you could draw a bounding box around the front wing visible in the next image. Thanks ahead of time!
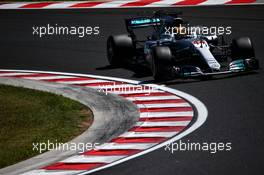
[177,59,259,78]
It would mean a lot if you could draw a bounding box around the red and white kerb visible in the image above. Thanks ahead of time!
[0,70,196,175]
[0,0,258,9]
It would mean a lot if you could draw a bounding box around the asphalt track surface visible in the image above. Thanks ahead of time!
[0,5,264,175]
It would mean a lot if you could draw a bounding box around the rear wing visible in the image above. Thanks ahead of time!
[125,17,161,31]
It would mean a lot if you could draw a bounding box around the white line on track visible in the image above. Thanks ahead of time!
[96,142,156,150]
[21,170,83,175]
[23,75,75,80]
[119,131,178,138]
[126,95,181,101]
[0,3,28,9]
[140,111,194,118]
[94,0,136,8]
[137,103,191,108]
[61,155,125,163]
[145,0,182,7]
[57,79,109,84]
[0,72,34,76]
[200,0,230,5]
[42,2,78,9]
[135,121,190,127]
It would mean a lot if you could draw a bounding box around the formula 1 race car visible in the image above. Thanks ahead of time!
[106,11,259,81]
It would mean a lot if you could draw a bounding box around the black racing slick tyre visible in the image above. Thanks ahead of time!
[231,37,255,61]
[151,46,173,81]
[107,34,134,66]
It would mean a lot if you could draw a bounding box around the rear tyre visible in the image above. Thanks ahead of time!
[151,46,174,81]
[107,35,134,66]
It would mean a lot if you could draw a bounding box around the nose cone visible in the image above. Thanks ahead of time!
[197,48,221,71]
[209,62,221,71]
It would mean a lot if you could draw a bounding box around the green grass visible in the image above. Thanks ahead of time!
[0,84,93,168]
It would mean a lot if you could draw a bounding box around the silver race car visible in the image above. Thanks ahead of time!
[107,11,259,81]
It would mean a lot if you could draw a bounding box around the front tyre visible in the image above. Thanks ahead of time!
[151,46,174,81]
[231,37,259,70]
[107,35,134,66]
[231,37,255,60]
